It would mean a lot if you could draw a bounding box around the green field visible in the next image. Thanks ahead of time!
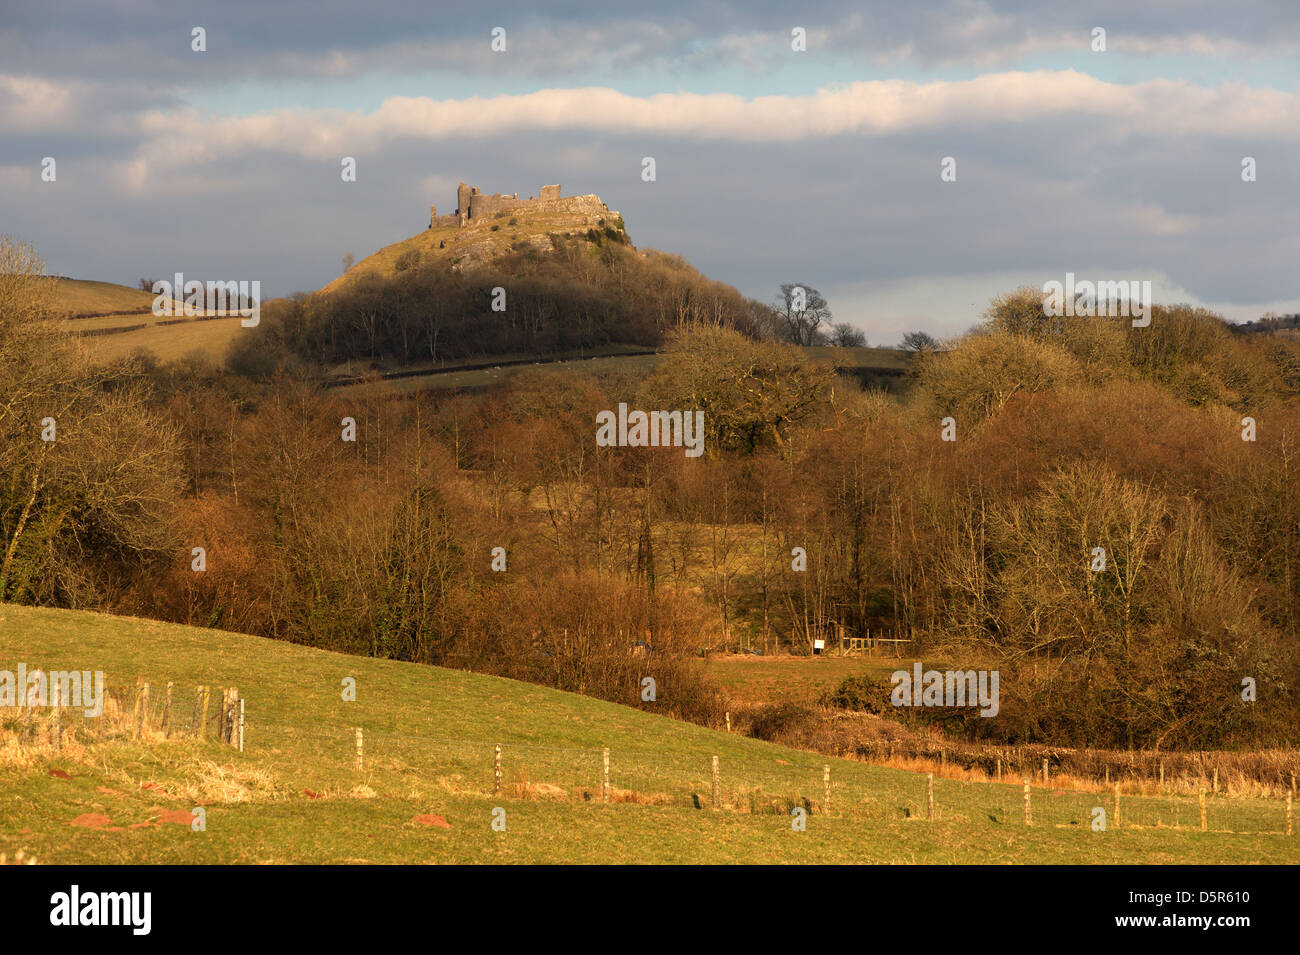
[804,345,911,369]
[1,605,1295,864]
[706,653,909,707]
[338,351,662,395]
[335,345,908,397]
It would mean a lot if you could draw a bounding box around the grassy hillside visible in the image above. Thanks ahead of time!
[336,350,662,395]
[1,605,1294,864]
[707,654,905,707]
[50,277,246,363]
[51,277,155,318]
[75,315,246,363]
[333,346,908,397]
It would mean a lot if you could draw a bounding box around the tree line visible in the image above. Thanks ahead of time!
[5,238,1300,748]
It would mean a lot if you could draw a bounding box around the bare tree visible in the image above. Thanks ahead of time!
[900,330,939,352]
[829,323,866,347]
[773,283,832,346]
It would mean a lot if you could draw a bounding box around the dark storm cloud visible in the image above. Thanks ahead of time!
[4,1,1299,82]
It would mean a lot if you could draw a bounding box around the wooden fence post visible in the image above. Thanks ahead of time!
[139,682,151,739]
[1199,788,1207,831]
[1113,783,1121,830]
[216,689,227,742]
[927,773,935,822]
[133,676,144,740]
[1159,761,1165,790]
[725,711,731,733]
[711,756,720,810]
[50,680,62,751]
[1023,779,1032,826]
[1287,791,1294,837]
[823,765,831,815]
[238,698,245,753]
[494,744,503,797]
[602,748,611,803]
[161,682,173,738]
[18,672,31,744]
[355,728,364,770]
[227,688,239,744]
[1041,758,1048,785]
[196,686,210,740]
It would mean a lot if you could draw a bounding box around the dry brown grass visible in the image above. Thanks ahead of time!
[166,761,281,804]
[742,703,1300,798]
[608,786,674,806]
[510,780,569,800]
[855,745,1300,798]
[0,687,189,767]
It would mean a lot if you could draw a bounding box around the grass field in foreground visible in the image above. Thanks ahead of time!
[0,604,1295,864]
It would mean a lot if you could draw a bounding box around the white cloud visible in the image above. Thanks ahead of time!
[0,75,75,129]
[97,70,1300,187]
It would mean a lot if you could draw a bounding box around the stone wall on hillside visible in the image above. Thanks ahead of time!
[430,181,618,229]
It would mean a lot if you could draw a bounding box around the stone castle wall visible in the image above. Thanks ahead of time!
[430,182,615,229]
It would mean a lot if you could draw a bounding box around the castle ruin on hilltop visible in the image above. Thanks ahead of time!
[430,182,616,229]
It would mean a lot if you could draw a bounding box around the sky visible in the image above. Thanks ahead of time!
[2,0,1299,344]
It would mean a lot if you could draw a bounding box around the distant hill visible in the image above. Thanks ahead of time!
[50,277,156,318]
[52,277,245,364]
[240,188,759,372]
[321,194,626,294]
[1234,314,1300,338]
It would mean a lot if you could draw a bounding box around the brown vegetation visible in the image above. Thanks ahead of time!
[5,239,1300,752]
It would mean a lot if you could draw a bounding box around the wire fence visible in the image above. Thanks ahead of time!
[4,674,1296,838]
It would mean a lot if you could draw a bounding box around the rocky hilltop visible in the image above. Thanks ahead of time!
[323,181,627,291]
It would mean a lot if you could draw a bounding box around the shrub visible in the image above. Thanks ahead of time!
[749,702,815,741]
[819,675,893,714]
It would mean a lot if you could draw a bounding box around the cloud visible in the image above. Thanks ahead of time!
[95,71,1300,187]
[4,2,1299,333]
[0,75,75,129]
[6,1,1300,83]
